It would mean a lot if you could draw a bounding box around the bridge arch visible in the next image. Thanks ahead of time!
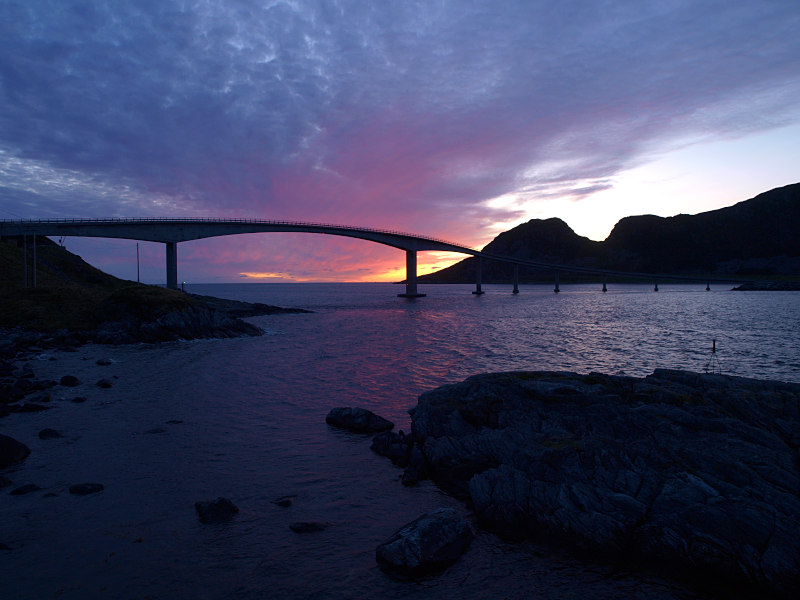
[0,218,479,296]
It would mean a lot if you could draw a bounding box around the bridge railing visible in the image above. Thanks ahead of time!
[0,217,478,252]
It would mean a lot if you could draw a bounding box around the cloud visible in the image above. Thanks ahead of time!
[1,1,799,278]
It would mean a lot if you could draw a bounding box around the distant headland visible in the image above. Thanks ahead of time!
[421,183,800,287]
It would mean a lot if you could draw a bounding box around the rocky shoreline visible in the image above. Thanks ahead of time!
[0,294,312,354]
[369,369,800,598]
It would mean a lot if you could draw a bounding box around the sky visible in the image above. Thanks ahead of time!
[1,0,799,284]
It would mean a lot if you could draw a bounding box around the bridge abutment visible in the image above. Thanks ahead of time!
[398,249,426,298]
[166,241,178,290]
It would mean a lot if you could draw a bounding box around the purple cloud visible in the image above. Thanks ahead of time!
[1,1,799,279]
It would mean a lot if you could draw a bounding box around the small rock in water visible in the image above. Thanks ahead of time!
[70,396,87,403]
[195,497,239,523]
[375,507,472,577]
[96,378,114,388]
[96,358,113,365]
[289,521,332,533]
[273,495,296,507]
[38,428,63,440]
[69,483,104,496]
[325,407,394,433]
[60,375,81,387]
[10,483,41,496]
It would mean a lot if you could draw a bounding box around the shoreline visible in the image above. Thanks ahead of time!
[0,293,312,357]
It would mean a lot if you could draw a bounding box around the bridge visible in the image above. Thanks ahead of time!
[0,217,739,295]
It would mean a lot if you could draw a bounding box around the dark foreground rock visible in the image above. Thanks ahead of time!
[407,369,800,598]
[375,507,473,577]
[326,407,394,433]
[195,497,239,523]
[0,433,30,469]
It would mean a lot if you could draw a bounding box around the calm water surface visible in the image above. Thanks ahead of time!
[2,283,799,599]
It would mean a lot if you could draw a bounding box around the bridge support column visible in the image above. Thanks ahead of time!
[554,271,560,293]
[166,242,178,290]
[654,280,659,292]
[512,265,519,294]
[32,233,36,288]
[23,234,27,287]
[602,276,607,293]
[472,257,485,294]
[398,249,425,298]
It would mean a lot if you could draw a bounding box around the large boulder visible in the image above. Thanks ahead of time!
[325,407,393,433]
[409,369,800,598]
[375,507,472,577]
[0,434,30,469]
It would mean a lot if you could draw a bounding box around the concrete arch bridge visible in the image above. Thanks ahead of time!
[0,218,735,295]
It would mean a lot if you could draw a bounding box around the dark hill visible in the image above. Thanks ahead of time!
[0,236,307,347]
[421,183,800,283]
[420,218,602,283]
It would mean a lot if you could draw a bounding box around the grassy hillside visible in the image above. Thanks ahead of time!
[0,236,197,332]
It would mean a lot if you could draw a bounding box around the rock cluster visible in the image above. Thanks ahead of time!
[399,369,800,598]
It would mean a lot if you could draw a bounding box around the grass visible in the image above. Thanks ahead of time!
[0,237,197,332]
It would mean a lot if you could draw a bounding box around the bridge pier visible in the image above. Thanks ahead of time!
[512,265,519,294]
[472,257,485,294]
[398,249,425,297]
[602,276,607,292]
[554,271,560,293]
[166,241,178,290]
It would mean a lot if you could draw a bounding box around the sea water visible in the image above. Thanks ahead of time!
[1,283,799,599]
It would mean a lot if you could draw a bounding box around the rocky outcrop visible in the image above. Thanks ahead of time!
[405,369,800,598]
[326,407,394,433]
[375,507,473,577]
[94,305,263,344]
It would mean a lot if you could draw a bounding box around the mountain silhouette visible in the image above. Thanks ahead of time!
[420,182,800,283]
